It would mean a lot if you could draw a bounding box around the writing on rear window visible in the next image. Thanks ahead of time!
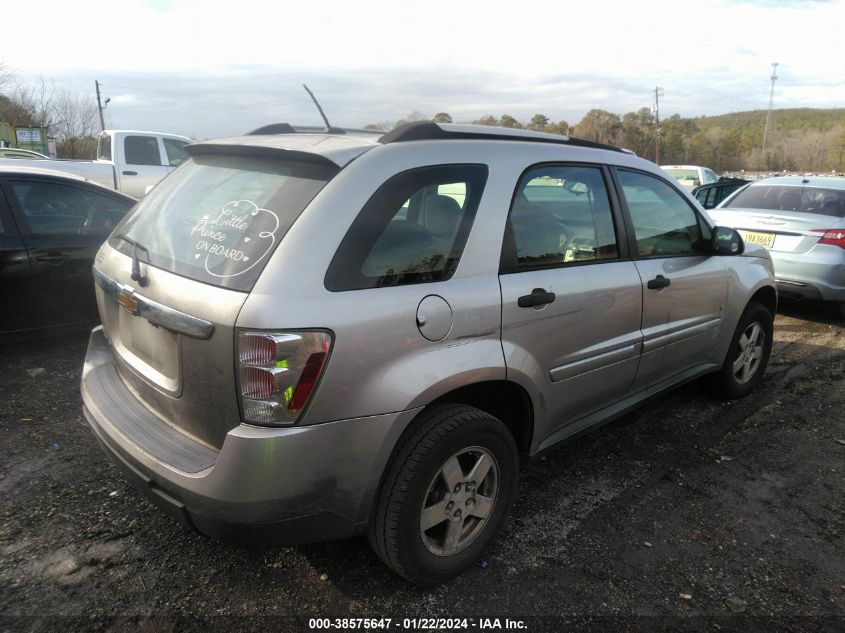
[109,153,338,292]
[190,200,279,278]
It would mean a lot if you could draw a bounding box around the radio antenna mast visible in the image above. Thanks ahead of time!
[303,84,343,134]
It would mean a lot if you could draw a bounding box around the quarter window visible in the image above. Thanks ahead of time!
[124,135,162,166]
[502,165,618,272]
[325,165,488,291]
[619,170,703,257]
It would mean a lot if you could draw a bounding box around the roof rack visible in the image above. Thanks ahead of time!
[378,122,627,153]
[246,123,383,136]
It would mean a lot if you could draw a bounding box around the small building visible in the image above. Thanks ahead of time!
[0,123,52,156]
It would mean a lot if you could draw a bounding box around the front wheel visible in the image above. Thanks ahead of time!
[368,404,518,585]
[714,301,773,398]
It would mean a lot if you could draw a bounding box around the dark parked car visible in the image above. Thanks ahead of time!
[0,166,135,338]
[692,177,750,209]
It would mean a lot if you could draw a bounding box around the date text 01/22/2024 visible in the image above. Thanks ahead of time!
[307,618,528,630]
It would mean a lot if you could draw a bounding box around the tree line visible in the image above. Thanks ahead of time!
[367,108,845,173]
[0,66,101,158]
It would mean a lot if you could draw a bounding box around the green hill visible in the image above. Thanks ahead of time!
[660,108,845,172]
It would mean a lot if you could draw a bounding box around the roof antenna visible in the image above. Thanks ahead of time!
[303,84,344,134]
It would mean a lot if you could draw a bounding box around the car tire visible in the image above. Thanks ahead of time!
[368,404,519,586]
[714,301,773,398]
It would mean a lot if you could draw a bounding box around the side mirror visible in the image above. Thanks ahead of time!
[712,226,744,255]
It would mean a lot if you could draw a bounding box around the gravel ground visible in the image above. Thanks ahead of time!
[1,301,843,633]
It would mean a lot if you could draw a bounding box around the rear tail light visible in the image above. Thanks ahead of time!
[237,331,332,426]
[816,230,845,248]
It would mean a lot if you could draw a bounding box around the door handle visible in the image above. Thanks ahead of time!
[647,275,671,290]
[518,288,556,308]
[35,253,70,264]
[122,170,138,176]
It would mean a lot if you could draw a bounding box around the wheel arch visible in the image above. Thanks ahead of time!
[749,284,777,316]
[367,380,534,524]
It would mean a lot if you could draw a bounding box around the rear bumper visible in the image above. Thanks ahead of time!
[770,249,845,302]
[81,326,418,546]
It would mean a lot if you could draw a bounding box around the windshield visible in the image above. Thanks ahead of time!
[109,153,337,291]
[726,184,845,218]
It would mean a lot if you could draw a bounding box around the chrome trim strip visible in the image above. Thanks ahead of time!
[93,267,215,340]
[775,278,808,288]
[641,317,721,354]
[550,342,642,382]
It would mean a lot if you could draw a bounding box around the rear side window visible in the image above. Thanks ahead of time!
[619,170,703,257]
[727,185,845,218]
[326,164,487,291]
[10,180,133,236]
[124,135,161,166]
[110,153,338,292]
[502,164,618,272]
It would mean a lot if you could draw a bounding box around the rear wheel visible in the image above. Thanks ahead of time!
[369,404,518,585]
[714,301,773,398]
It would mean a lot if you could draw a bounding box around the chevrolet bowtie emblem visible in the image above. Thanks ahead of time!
[117,289,140,316]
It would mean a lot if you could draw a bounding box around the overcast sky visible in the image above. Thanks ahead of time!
[3,0,844,139]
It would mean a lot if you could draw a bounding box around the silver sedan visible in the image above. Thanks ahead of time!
[710,176,845,316]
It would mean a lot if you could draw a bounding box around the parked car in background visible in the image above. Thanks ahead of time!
[0,166,136,338]
[0,130,192,198]
[661,164,719,190]
[692,177,751,209]
[710,176,845,315]
[81,121,777,585]
[0,148,50,160]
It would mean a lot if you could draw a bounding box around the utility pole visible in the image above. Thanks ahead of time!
[762,62,778,154]
[653,86,664,163]
[95,80,106,132]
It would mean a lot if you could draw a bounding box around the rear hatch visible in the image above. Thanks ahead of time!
[711,182,845,254]
[94,145,339,448]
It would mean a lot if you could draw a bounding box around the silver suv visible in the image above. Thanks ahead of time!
[81,122,777,585]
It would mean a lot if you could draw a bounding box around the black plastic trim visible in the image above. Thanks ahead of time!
[185,143,341,170]
[247,123,297,135]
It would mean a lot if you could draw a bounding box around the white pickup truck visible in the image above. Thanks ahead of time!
[0,130,192,198]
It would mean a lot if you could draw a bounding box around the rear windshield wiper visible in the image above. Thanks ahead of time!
[115,234,150,287]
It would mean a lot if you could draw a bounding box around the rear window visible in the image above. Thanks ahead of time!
[664,168,699,183]
[97,133,112,161]
[109,153,337,291]
[726,184,845,217]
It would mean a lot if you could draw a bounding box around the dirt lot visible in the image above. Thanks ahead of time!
[1,302,844,633]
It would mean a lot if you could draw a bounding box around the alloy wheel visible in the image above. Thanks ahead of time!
[419,446,499,556]
[732,321,765,384]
